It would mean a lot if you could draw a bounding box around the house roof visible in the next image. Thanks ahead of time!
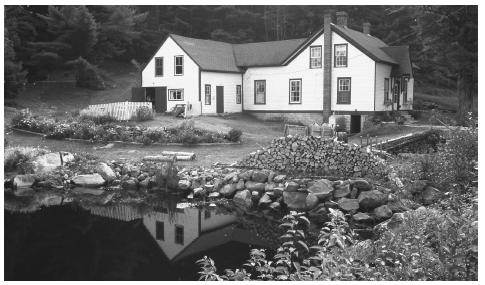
[381,46,413,77]
[166,24,411,74]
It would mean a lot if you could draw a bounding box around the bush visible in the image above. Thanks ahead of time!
[134,106,154,121]
[227,128,242,142]
[334,116,347,132]
[4,146,48,172]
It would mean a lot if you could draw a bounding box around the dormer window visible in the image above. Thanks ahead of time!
[334,44,348,67]
[174,55,183,75]
[310,46,322,68]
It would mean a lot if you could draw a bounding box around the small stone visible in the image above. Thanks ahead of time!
[238,170,253,181]
[338,198,360,211]
[245,181,266,192]
[273,187,284,197]
[353,212,374,223]
[374,205,393,220]
[178,179,191,190]
[251,191,261,199]
[421,186,443,205]
[334,183,351,198]
[273,175,287,183]
[121,179,138,190]
[187,193,194,199]
[139,178,150,189]
[72,173,106,187]
[308,179,334,200]
[236,179,245,190]
[284,181,299,192]
[259,193,273,207]
[193,187,207,198]
[224,172,237,183]
[208,192,220,198]
[96,162,116,182]
[251,170,269,183]
[234,190,253,208]
[220,183,238,197]
[358,190,388,210]
[350,179,372,191]
[269,201,281,211]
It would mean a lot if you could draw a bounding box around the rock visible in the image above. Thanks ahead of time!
[96,162,116,182]
[308,179,334,200]
[284,181,299,192]
[350,187,359,199]
[258,193,273,206]
[283,191,319,211]
[353,212,374,223]
[13,174,36,189]
[387,195,411,213]
[307,203,328,222]
[252,170,269,183]
[324,200,339,209]
[334,183,351,198]
[273,175,287,183]
[421,186,443,205]
[139,178,150,189]
[265,182,276,192]
[31,152,73,174]
[72,173,105,187]
[224,172,238,183]
[71,187,105,196]
[238,170,253,181]
[193,187,207,198]
[409,180,429,194]
[213,178,223,192]
[374,205,393,220]
[209,192,220,198]
[358,190,388,210]
[204,184,214,192]
[122,163,140,177]
[234,190,253,208]
[122,179,138,190]
[273,187,284,197]
[268,171,276,183]
[251,190,261,199]
[220,183,237,197]
[236,179,245,190]
[245,181,266,192]
[350,179,372,191]
[178,180,191,190]
[269,201,281,211]
[338,198,360,211]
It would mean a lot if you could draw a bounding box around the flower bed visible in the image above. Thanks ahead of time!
[12,113,241,145]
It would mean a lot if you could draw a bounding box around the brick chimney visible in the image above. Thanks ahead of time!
[322,13,332,123]
[336,11,348,27]
[363,22,371,34]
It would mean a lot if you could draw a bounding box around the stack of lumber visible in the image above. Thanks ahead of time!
[143,151,196,162]
[237,136,385,177]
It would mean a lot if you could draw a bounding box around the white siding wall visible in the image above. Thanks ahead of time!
[331,33,375,112]
[141,36,200,114]
[401,78,414,110]
[374,63,393,111]
[243,34,325,111]
[200,72,243,114]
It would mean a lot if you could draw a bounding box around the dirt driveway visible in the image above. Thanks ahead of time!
[5,113,285,167]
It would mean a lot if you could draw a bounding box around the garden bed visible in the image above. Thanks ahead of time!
[11,113,242,145]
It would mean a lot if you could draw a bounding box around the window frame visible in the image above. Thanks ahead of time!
[174,55,184,76]
[309,45,322,69]
[205,84,211,105]
[254,80,266,105]
[334,44,348,68]
[384,78,390,103]
[155,57,164,77]
[175,225,184,245]
[168,89,184,101]
[337,77,351,104]
[156,221,165,240]
[236,85,242,104]
[288,78,302,104]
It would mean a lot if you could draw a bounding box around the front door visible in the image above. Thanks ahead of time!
[350,115,361,134]
[155,87,167,112]
[216,86,224,113]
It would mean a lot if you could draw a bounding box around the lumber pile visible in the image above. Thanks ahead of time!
[143,151,196,162]
[237,136,385,177]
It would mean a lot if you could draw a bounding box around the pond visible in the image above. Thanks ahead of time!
[5,194,283,280]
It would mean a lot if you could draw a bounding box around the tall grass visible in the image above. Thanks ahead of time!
[4,146,48,172]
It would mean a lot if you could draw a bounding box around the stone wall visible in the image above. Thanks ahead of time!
[237,136,387,177]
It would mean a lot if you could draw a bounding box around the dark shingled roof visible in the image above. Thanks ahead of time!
[167,25,411,74]
[381,46,413,77]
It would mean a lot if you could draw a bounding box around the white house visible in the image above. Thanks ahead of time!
[138,11,413,133]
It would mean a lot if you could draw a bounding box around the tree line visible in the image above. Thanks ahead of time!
[4,5,477,122]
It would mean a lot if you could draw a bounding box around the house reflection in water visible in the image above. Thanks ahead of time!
[143,204,272,262]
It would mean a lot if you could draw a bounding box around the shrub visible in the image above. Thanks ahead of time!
[181,132,199,145]
[226,128,242,142]
[334,116,347,132]
[134,106,154,121]
[4,146,48,172]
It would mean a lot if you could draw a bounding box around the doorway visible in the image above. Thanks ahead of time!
[350,115,361,134]
[155,87,167,112]
[216,86,224,113]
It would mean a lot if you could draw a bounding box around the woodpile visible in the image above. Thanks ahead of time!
[237,136,385,177]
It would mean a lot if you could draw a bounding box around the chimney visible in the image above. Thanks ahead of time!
[363,22,371,34]
[336,11,348,27]
[322,13,332,123]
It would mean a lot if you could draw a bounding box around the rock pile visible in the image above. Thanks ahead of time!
[237,136,386,177]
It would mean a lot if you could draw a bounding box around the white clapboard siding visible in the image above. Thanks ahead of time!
[86,101,153,121]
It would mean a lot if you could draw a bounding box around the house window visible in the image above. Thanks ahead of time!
[236,85,242,104]
[204,210,211,219]
[175,225,184,245]
[393,80,400,102]
[384,78,390,103]
[174,55,183,75]
[156,221,164,240]
[205,84,211,105]
[334,44,348,67]
[402,78,408,103]
[169,89,183,101]
[310,46,322,68]
[337,77,351,104]
[254,80,266,104]
[155,57,163,76]
[289,79,302,104]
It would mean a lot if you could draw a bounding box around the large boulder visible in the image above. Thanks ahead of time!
[350,179,372,191]
[421,186,443,205]
[96,162,116,182]
[308,179,334,200]
[245,181,266,192]
[13,174,36,189]
[220,183,238,197]
[358,190,388,210]
[283,191,319,211]
[338,198,360,211]
[374,205,393,220]
[72,173,105,187]
[31,152,74,174]
[234,190,253,208]
[252,170,269,183]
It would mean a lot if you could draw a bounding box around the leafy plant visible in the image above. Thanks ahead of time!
[226,128,242,142]
[134,106,153,121]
